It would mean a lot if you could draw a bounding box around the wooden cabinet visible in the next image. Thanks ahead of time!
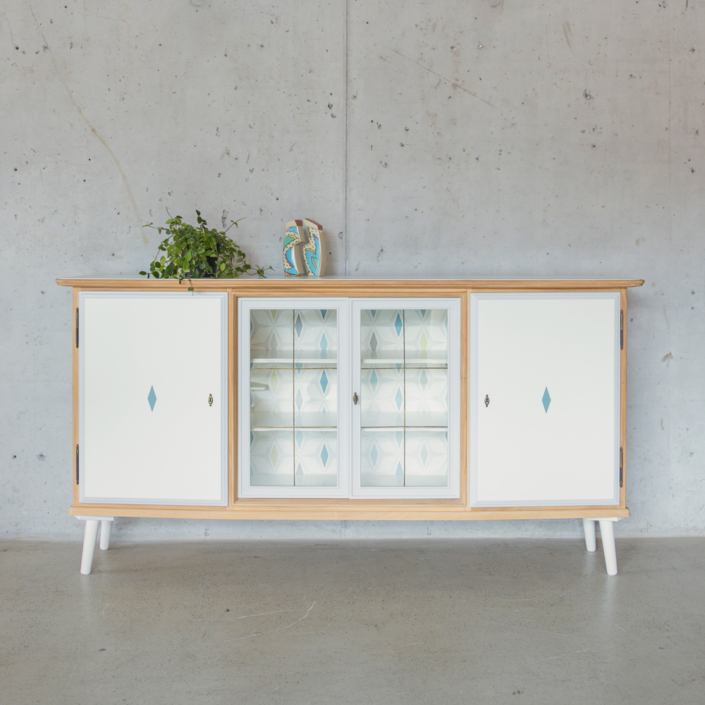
[57,277,643,576]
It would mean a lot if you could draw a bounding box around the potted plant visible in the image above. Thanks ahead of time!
[140,211,271,290]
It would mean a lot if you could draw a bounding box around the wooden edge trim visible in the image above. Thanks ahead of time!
[56,278,646,290]
[72,288,80,504]
[228,291,237,507]
[69,505,631,521]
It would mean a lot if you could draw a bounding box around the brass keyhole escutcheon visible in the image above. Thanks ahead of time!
[484,395,490,408]
[353,392,359,405]
[208,394,214,407]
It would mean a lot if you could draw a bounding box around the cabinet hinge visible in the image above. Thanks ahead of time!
[75,308,79,348]
[75,444,79,485]
[619,447,623,488]
[620,309,624,350]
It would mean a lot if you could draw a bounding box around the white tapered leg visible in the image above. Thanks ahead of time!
[583,519,597,552]
[100,519,113,551]
[80,520,100,575]
[599,519,618,576]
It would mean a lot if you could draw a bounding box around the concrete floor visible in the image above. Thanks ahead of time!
[1,539,704,705]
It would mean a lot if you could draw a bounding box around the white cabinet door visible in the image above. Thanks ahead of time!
[79,292,228,505]
[238,298,350,498]
[351,298,461,499]
[470,293,620,507]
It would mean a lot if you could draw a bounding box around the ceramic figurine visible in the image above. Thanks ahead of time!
[283,220,306,276]
[303,218,326,277]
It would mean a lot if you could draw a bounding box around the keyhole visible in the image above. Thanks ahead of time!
[208,394,214,406]
[484,395,490,408]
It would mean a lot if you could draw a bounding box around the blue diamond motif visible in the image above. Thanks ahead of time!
[320,335,328,352]
[370,444,379,467]
[296,430,304,447]
[296,464,303,477]
[420,369,428,390]
[320,444,329,467]
[370,332,378,351]
[395,431,403,446]
[320,309,327,320]
[370,369,378,391]
[396,462,403,476]
[295,313,303,338]
[394,313,403,337]
[147,386,157,411]
[542,387,551,413]
[395,388,403,410]
[296,389,304,410]
[320,370,328,393]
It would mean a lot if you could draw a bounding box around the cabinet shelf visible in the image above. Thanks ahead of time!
[251,351,338,367]
[250,412,338,430]
[361,412,448,428]
[360,351,447,368]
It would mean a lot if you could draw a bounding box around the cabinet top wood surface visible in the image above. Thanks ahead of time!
[57,276,644,291]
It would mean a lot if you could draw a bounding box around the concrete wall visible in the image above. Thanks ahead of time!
[2,0,703,541]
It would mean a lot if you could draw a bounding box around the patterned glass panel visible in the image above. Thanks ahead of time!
[294,368,337,428]
[360,309,404,367]
[360,366,404,428]
[250,430,295,486]
[405,431,448,487]
[295,430,337,486]
[294,309,338,368]
[249,368,293,428]
[248,306,340,489]
[404,309,448,368]
[358,307,449,489]
[405,368,448,427]
[250,309,293,368]
[360,430,404,487]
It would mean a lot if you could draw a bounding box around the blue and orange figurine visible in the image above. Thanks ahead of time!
[302,219,326,277]
[283,219,326,277]
[283,220,306,276]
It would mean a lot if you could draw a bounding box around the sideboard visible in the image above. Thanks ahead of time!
[56,276,644,576]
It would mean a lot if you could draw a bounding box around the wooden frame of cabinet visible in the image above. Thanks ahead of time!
[58,277,643,575]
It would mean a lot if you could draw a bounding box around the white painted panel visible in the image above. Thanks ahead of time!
[471,293,620,507]
[80,293,227,505]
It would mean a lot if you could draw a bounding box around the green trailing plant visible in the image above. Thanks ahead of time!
[140,211,271,290]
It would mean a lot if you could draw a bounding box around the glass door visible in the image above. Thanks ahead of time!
[238,298,349,497]
[351,298,461,498]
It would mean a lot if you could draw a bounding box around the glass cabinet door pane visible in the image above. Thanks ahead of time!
[405,430,448,487]
[357,306,451,491]
[245,303,342,493]
[360,367,404,428]
[250,309,294,367]
[360,309,404,366]
[360,430,404,487]
[405,368,448,428]
[404,309,448,367]
[250,430,295,486]
[294,309,338,368]
[294,368,338,428]
[295,430,337,486]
